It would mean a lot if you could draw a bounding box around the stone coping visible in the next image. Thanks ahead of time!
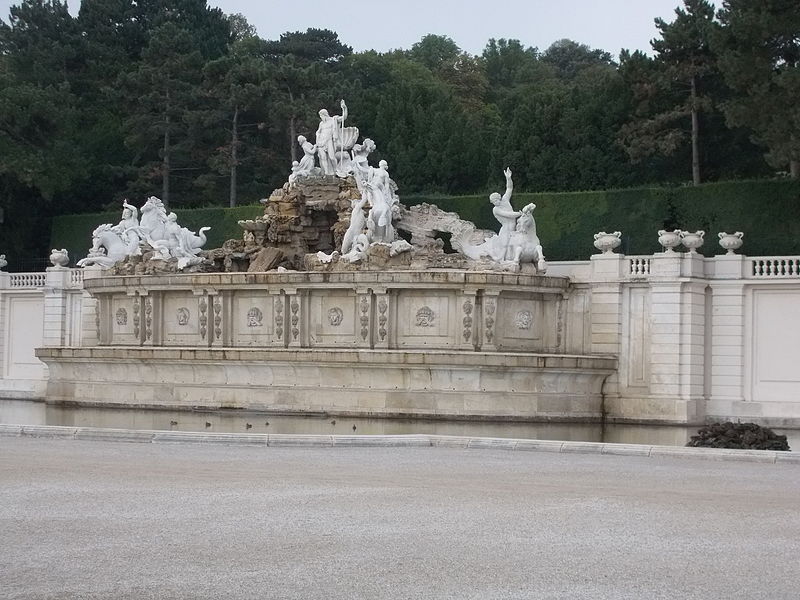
[0,424,796,465]
[83,269,570,293]
[36,346,617,371]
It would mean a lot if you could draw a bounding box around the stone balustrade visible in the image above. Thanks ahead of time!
[748,257,800,279]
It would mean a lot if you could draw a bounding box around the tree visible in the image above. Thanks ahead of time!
[202,37,271,207]
[262,29,351,161]
[116,22,204,207]
[541,39,614,80]
[714,0,800,178]
[620,0,717,185]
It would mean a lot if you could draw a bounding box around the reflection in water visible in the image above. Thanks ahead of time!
[1,399,796,450]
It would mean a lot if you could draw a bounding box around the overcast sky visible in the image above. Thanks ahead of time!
[1,0,686,57]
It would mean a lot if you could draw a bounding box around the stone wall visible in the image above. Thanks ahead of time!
[4,251,800,426]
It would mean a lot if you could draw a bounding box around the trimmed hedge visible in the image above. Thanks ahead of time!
[52,179,800,264]
[405,178,800,259]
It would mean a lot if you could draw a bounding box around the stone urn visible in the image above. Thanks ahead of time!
[718,231,744,255]
[49,248,70,268]
[593,231,622,254]
[657,229,682,253]
[680,230,705,254]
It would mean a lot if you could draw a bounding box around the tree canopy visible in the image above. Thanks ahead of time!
[0,0,791,268]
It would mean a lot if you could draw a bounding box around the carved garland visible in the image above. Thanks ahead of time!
[462,299,473,341]
[484,298,496,345]
[199,297,208,339]
[378,298,388,341]
[274,297,284,340]
[133,297,140,339]
[213,297,222,340]
[145,297,152,341]
[359,296,369,340]
[290,297,300,340]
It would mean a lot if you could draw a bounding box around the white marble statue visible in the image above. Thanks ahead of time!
[489,168,519,262]
[79,196,210,270]
[341,195,368,255]
[108,200,143,253]
[350,138,375,181]
[455,168,546,272]
[0,254,6,270]
[290,135,319,181]
[77,223,141,268]
[364,160,396,244]
[139,196,168,242]
[315,100,349,176]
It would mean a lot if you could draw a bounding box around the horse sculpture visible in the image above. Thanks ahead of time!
[77,224,141,268]
[508,203,547,273]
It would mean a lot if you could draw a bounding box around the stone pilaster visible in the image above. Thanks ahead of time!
[285,288,303,348]
[42,268,71,347]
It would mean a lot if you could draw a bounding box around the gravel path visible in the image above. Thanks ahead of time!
[1,437,798,599]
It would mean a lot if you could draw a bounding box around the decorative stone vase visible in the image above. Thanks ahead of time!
[657,229,682,253]
[49,248,70,268]
[718,231,744,255]
[593,231,622,254]
[680,230,705,254]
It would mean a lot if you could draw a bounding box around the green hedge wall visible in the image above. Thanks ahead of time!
[52,179,800,264]
[404,178,800,260]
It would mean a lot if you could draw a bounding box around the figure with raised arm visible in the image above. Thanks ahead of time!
[315,99,348,176]
[489,168,522,262]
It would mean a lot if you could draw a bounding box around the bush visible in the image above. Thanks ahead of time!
[687,422,790,451]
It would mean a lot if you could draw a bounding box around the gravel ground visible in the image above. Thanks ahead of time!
[1,436,798,599]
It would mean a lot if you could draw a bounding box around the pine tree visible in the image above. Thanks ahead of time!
[714,0,800,178]
[620,0,717,185]
[202,37,271,207]
[116,22,204,207]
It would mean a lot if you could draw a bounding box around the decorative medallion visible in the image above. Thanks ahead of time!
[177,307,190,326]
[327,307,344,327]
[115,307,128,326]
[515,310,533,330]
[415,306,435,327]
[247,307,263,328]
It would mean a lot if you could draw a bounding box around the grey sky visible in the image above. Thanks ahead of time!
[1,0,686,57]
